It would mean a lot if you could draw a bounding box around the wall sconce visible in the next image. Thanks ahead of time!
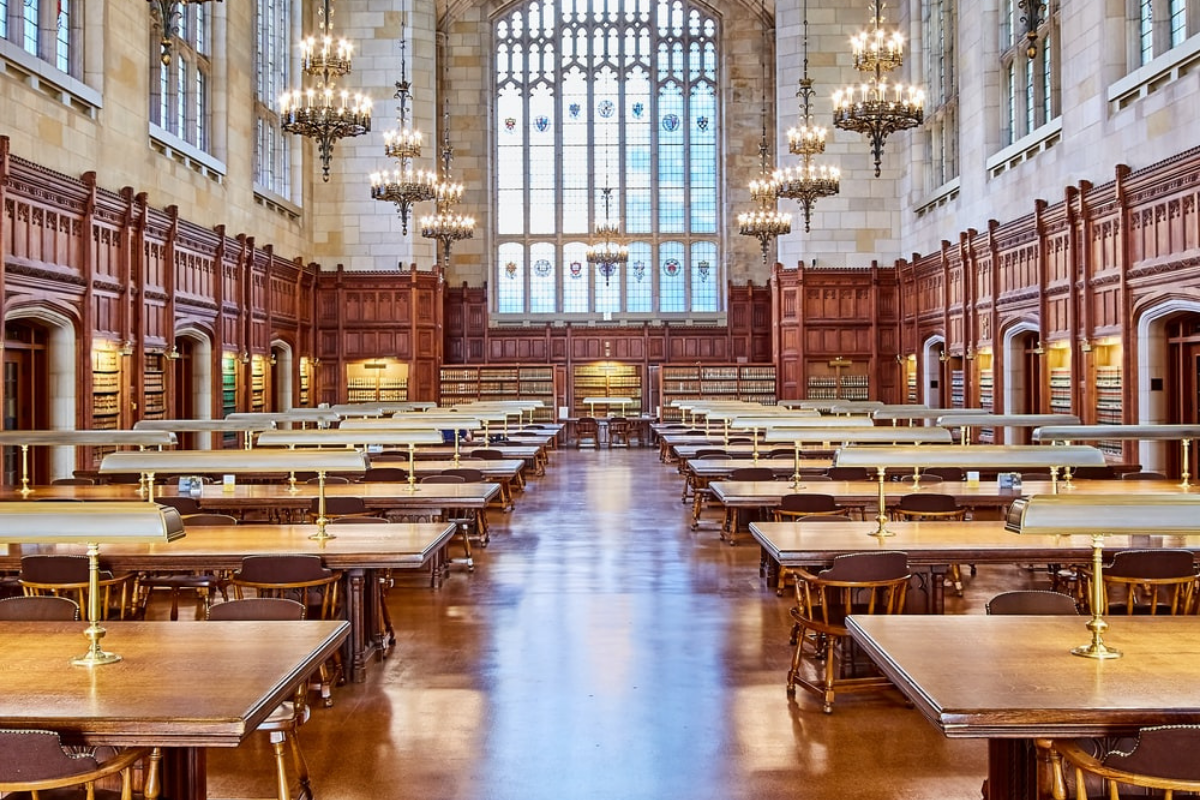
[269,353,278,366]
[1080,338,1093,353]
[118,340,135,357]
[164,344,180,360]
[1033,341,1045,356]
[895,354,905,365]
[310,357,321,368]
[604,341,612,359]
[965,347,976,361]
[938,349,950,363]
[239,351,251,365]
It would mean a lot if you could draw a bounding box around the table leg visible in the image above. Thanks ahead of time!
[985,739,1039,800]
[161,747,205,800]
[345,569,367,683]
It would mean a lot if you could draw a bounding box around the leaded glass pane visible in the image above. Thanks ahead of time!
[690,242,718,312]
[494,0,721,316]
[498,244,527,312]
[55,0,69,72]
[659,240,685,312]
[530,243,558,313]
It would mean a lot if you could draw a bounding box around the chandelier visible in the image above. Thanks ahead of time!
[149,0,220,65]
[586,189,629,286]
[586,121,629,286]
[280,0,372,182]
[832,2,925,177]
[776,0,840,233]
[370,32,437,234]
[420,105,475,267]
[738,0,791,264]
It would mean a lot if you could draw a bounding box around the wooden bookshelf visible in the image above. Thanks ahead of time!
[142,352,166,421]
[346,360,409,403]
[572,363,642,418]
[805,373,869,401]
[977,352,994,444]
[438,365,558,421]
[251,356,266,413]
[1093,340,1123,458]
[90,347,123,465]
[1049,366,1072,415]
[659,364,776,421]
[221,354,239,447]
[299,357,311,407]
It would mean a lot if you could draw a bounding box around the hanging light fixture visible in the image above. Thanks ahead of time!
[738,0,791,264]
[1019,0,1048,59]
[148,0,220,66]
[585,113,629,286]
[420,103,476,267]
[280,0,372,182]
[370,24,438,234]
[776,0,840,233]
[832,1,924,177]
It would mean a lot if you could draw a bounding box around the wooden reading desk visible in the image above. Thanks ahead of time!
[749,519,1200,610]
[0,619,348,800]
[848,615,1200,800]
[2,522,455,681]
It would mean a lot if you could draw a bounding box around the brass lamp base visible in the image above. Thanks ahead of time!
[1071,641,1121,660]
[73,648,122,667]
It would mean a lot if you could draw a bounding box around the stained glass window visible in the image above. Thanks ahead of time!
[494,0,721,318]
[255,0,292,198]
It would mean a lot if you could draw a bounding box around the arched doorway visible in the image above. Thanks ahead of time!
[3,308,78,480]
[921,335,945,408]
[171,329,214,449]
[1002,323,1042,444]
[1136,299,1200,475]
[271,340,294,412]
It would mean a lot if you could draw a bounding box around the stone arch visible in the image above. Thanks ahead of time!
[4,303,79,477]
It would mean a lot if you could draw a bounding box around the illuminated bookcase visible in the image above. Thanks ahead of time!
[142,352,166,421]
[90,347,123,465]
[1093,340,1123,458]
[805,374,869,400]
[346,360,409,403]
[438,366,558,421]
[299,357,311,407]
[221,354,239,447]
[571,363,642,418]
[251,356,266,413]
[977,351,995,444]
[658,364,776,421]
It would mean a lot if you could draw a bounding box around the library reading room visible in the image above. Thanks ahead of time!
[2,0,1200,798]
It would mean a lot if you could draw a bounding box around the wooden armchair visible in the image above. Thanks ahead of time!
[575,417,599,449]
[229,555,343,707]
[0,729,154,800]
[891,493,969,594]
[208,598,314,800]
[787,551,910,713]
[1043,726,1200,799]
[1086,549,1197,616]
[0,594,80,620]
[19,554,138,620]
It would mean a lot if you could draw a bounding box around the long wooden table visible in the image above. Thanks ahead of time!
[748,519,1200,609]
[710,478,1194,515]
[0,481,501,516]
[0,619,348,800]
[849,615,1200,800]
[2,522,455,681]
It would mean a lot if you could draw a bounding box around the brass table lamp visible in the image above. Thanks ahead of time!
[0,430,177,497]
[833,444,1107,536]
[0,501,185,665]
[1006,493,1200,659]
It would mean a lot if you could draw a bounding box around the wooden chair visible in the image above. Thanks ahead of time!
[986,590,1078,615]
[137,514,234,620]
[1043,726,1200,800]
[722,467,778,544]
[360,466,410,483]
[19,555,138,620]
[575,417,599,449]
[0,729,153,800]
[825,466,871,481]
[208,598,314,800]
[769,496,847,594]
[469,448,506,460]
[229,555,344,707]
[421,475,474,570]
[1087,549,1197,616]
[0,594,80,620]
[307,495,377,524]
[787,551,910,713]
[607,416,631,448]
[766,448,795,459]
[1121,471,1168,480]
[1072,465,1117,480]
[440,468,490,545]
[305,475,351,484]
[50,477,95,486]
[891,493,968,594]
[155,496,201,516]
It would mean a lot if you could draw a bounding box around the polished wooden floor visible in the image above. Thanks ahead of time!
[206,447,1027,800]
